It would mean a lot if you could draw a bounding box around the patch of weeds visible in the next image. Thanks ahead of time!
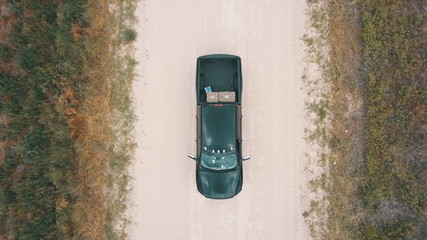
[303,0,426,239]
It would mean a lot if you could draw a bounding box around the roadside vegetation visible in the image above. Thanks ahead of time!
[0,0,137,239]
[302,0,426,239]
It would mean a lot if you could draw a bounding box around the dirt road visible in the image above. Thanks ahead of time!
[129,0,309,239]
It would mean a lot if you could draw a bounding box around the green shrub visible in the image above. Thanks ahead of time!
[123,28,137,43]
[17,46,43,72]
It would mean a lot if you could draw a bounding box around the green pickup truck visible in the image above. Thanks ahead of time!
[188,54,250,199]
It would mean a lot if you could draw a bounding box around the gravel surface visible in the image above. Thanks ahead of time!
[129,0,309,239]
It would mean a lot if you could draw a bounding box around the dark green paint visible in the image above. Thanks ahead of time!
[191,54,248,199]
[197,168,242,199]
[201,105,236,150]
[196,54,242,105]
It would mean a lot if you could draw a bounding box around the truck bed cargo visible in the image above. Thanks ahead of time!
[196,54,242,104]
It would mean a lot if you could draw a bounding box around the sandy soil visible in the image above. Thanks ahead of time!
[129,0,309,239]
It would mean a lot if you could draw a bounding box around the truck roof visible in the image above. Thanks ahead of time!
[201,105,236,152]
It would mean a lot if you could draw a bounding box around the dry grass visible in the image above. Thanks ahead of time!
[55,1,113,238]
[61,0,136,238]
[0,0,136,239]
[303,0,426,239]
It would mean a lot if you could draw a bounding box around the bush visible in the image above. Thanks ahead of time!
[17,46,43,73]
[123,28,137,43]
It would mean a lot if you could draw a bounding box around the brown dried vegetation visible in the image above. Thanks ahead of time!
[304,0,426,239]
[0,0,136,239]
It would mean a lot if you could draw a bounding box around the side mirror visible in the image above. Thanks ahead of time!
[242,156,251,161]
[188,154,197,161]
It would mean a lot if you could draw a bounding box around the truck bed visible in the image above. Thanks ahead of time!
[196,54,242,104]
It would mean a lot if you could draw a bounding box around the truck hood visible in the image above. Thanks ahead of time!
[197,168,241,199]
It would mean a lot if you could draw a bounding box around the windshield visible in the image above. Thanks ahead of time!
[201,152,238,170]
